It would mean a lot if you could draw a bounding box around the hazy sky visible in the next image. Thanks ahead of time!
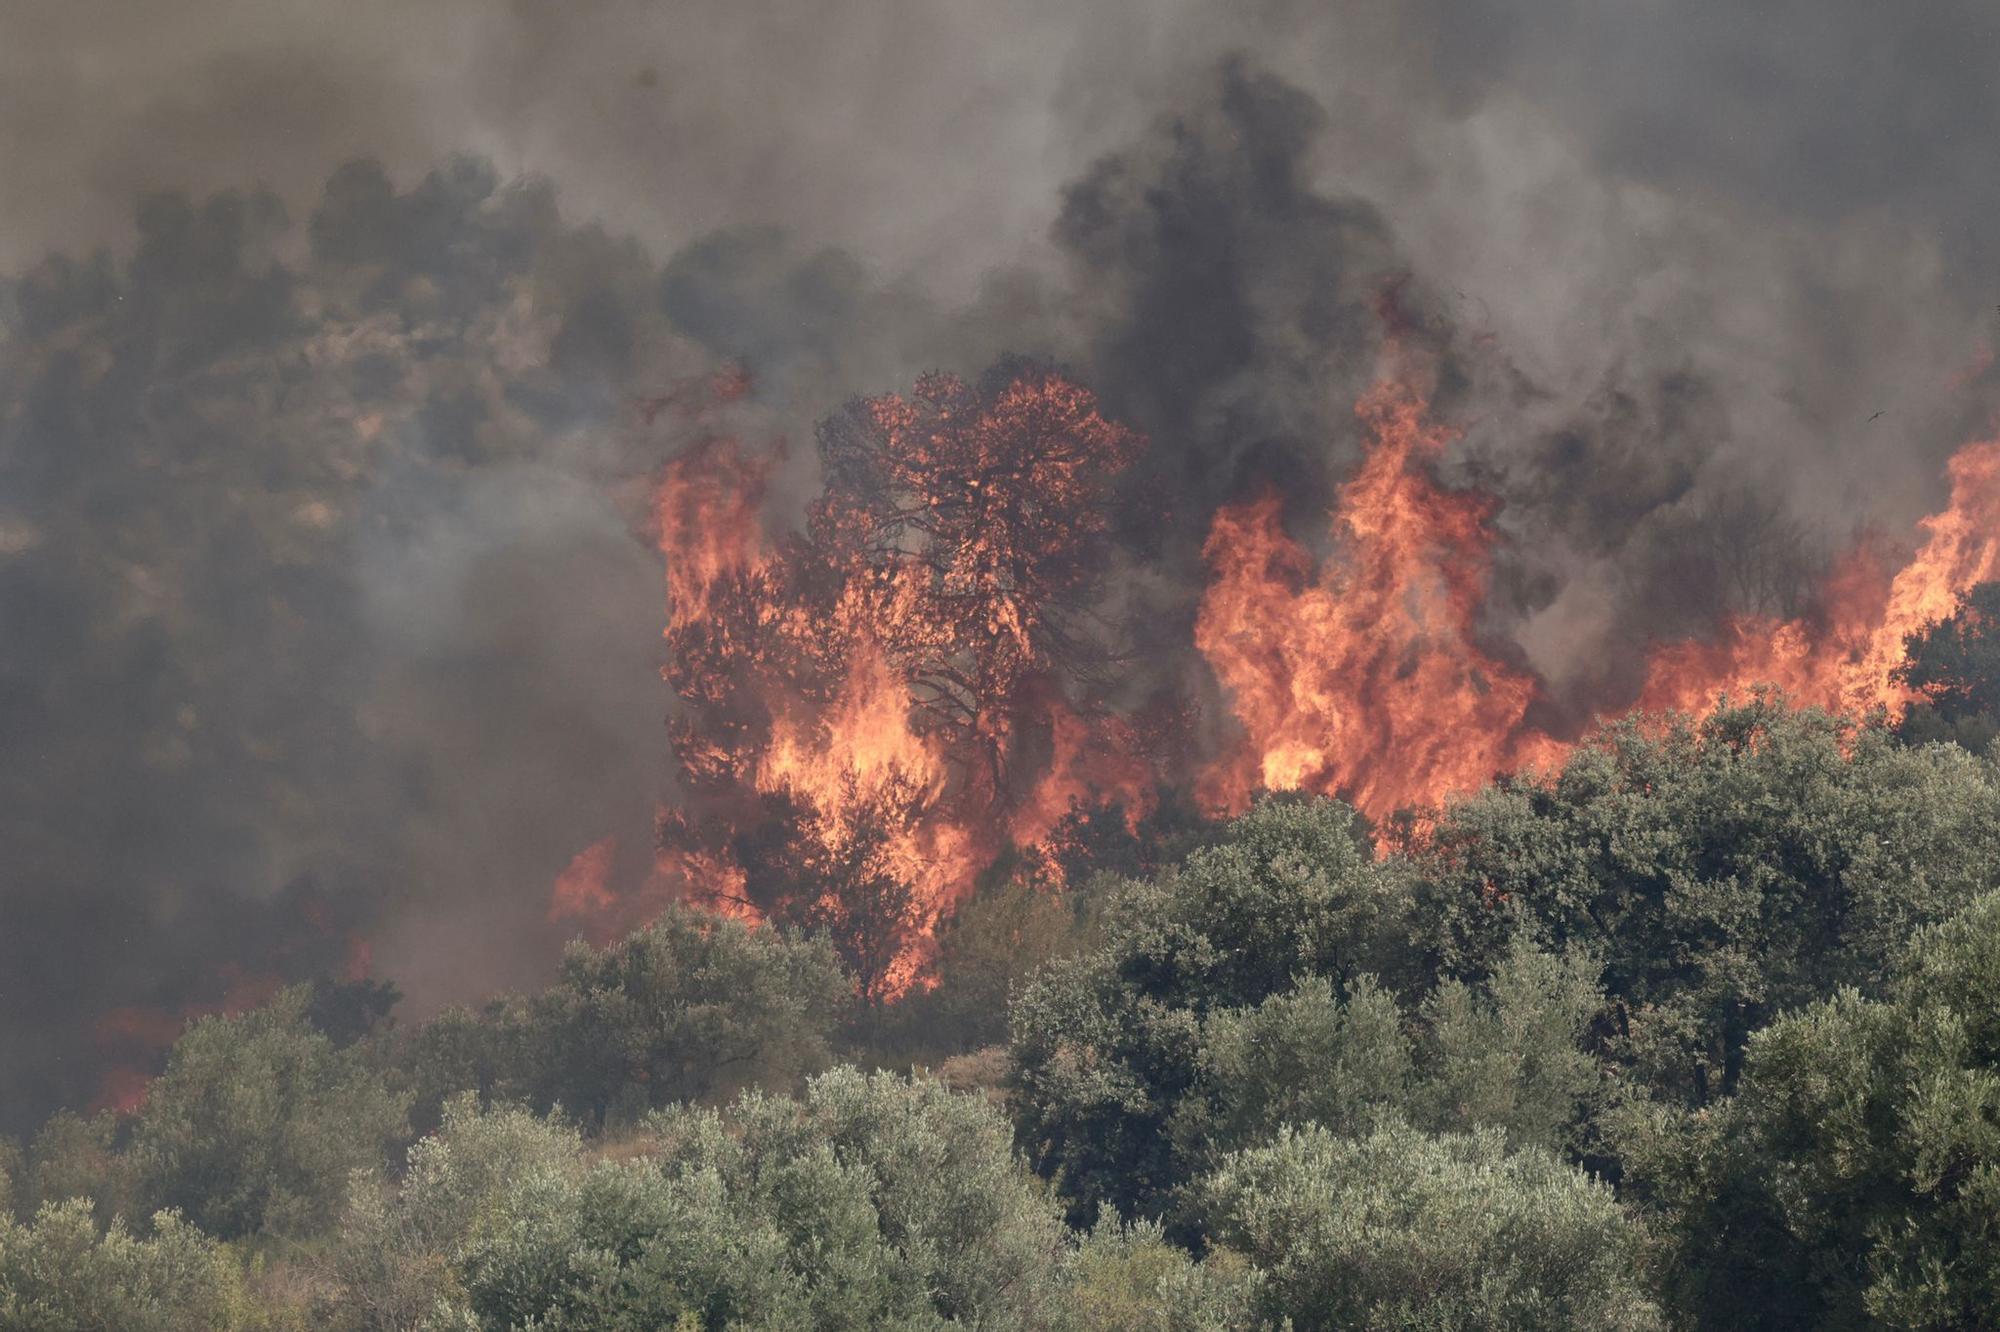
[9,0,1995,486]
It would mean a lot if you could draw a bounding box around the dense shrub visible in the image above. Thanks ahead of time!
[321,1070,1069,1329]
[1010,795,1605,1225]
[1202,1123,1663,1331]
[0,1200,251,1332]
[128,987,408,1239]
[405,906,850,1130]
[1414,700,2000,1106]
[1622,891,2000,1329]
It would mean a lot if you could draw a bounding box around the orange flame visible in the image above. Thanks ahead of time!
[87,966,286,1115]
[1196,367,1999,823]
[1638,440,2000,717]
[653,436,774,626]
[1009,698,1155,852]
[759,643,949,825]
[547,836,621,942]
[1195,370,1560,821]
[93,1066,154,1116]
[615,370,1150,998]
[578,351,1998,1000]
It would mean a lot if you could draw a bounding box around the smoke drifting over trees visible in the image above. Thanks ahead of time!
[5,1,2000,1132]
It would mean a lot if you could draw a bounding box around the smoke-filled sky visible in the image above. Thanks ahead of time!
[4,0,1998,1129]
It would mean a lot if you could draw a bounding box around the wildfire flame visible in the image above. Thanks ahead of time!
[89,967,288,1115]
[548,352,1999,1000]
[1638,440,2000,717]
[1194,368,1562,822]
[1195,371,2000,824]
[547,836,621,939]
[574,368,1148,998]
[1008,697,1155,853]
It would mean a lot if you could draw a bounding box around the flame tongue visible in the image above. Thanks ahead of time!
[547,836,621,939]
[759,642,948,821]
[1638,440,2000,716]
[754,637,974,933]
[1195,372,1554,821]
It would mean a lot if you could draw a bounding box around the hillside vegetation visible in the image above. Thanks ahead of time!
[6,674,2000,1329]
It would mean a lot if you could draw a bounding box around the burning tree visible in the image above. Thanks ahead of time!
[654,362,1147,999]
[1895,579,2000,750]
[811,362,1145,793]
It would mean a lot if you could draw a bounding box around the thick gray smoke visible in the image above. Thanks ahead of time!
[4,0,1997,1128]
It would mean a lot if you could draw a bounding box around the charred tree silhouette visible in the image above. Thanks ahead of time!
[808,360,1144,798]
